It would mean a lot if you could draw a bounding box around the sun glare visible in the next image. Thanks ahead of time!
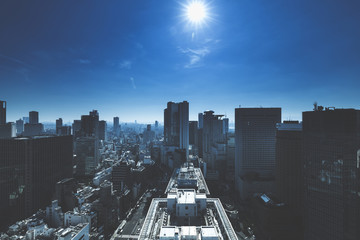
[182,0,210,27]
[186,2,207,23]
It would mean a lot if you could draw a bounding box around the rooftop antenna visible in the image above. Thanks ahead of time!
[313,102,318,111]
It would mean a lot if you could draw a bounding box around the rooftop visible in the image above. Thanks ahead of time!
[138,196,238,240]
[165,163,210,195]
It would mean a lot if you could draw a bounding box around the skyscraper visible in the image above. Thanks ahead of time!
[303,108,360,240]
[29,111,39,124]
[81,110,99,137]
[76,137,99,176]
[189,121,198,147]
[275,121,303,212]
[0,100,6,125]
[16,118,24,135]
[23,111,43,137]
[275,120,303,238]
[113,117,120,137]
[98,120,107,141]
[0,135,73,227]
[235,107,281,200]
[56,118,63,135]
[164,101,189,153]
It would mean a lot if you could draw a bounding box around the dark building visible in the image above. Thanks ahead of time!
[0,100,6,125]
[56,118,63,135]
[81,110,99,138]
[23,111,43,137]
[303,108,360,240]
[112,161,131,192]
[72,120,82,138]
[0,136,73,228]
[57,126,71,136]
[113,117,120,137]
[235,108,281,200]
[275,121,303,213]
[16,118,24,135]
[189,121,198,147]
[29,111,39,124]
[75,137,99,176]
[143,124,155,144]
[98,120,107,141]
[55,178,76,212]
[275,121,303,239]
[164,101,189,160]
[252,193,295,240]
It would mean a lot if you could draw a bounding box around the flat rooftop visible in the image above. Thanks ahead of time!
[165,164,210,195]
[138,198,238,240]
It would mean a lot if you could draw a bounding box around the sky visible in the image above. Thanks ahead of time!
[0,0,359,124]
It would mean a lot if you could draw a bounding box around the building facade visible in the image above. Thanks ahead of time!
[303,108,360,240]
[235,108,281,200]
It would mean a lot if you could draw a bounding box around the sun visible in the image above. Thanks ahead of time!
[181,0,210,28]
[186,1,207,24]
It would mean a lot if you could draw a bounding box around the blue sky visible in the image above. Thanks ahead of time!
[1,0,359,123]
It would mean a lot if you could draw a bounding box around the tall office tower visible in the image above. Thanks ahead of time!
[23,117,29,124]
[72,120,82,138]
[235,108,281,200]
[226,132,236,182]
[81,110,99,137]
[16,118,24,134]
[58,126,72,136]
[113,117,120,137]
[112,161,131,192]
[75,137,99,176]
[0,122,16,139]
[164,101,189,150]
[0,135,73,227]
[276,121,303,207]
[199,111,228,177]
[155,120,159,129]
[29,111,39,124]
[198,113,203,129]
[198,113,204,158]
[201,111,227,154]
[189,121,198,147]
[0,100,6,125]
[143,124,155,143]
[98,120,107,141]
[56,118,63,135]
[23,111,43,137]
[276,120,303,237]
[303,108,360,240]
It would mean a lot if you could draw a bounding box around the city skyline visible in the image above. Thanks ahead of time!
[1,0,359,123]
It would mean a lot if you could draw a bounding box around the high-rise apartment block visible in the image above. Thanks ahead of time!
[235,107,281,200]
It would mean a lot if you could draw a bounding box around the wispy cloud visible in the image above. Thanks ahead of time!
[119,60,132,69]
[130,77,136,89]
[78,59,91,64]
[0,54,30,67]
[179,47,211,68]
